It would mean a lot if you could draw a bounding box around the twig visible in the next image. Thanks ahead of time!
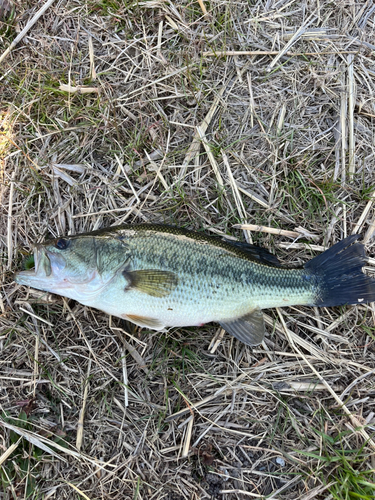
[203,50,358,57]
[236,183,270,209]
[7,171,15,269]
[121,338,149,375]
[197,0,207,16]
[347,54,355,175]
[65,482,92,500]
[277,242,327,251]
[219,489,264,498]
[120,347,129,408]
[181,416,194,458]
[0,438,22,467]
[88,35,96,80]
[247,72,254,128]
[222,150,251,242]
[352,188,375,234]
[76,359,91,451]
[197,126,224,189]
[209,327,226,354]
[340,70,347,184]
[59,84,99,94]
[18,306,54,327]
[233,223,318,240]
[0,419,65,460]
[0,0,58,64]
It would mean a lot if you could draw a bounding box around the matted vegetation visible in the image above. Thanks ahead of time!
[1,0,375,499]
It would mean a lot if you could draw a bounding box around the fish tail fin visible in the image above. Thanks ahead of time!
[305,235,375,307]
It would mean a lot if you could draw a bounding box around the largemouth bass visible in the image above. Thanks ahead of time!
[15,225,375,346]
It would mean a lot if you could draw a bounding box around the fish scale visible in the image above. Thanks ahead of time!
[125,230,313,310]
[15,225,375,346]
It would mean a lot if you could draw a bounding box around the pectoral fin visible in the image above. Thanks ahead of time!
[124,314,165,330]
[124,269,178,297]
[219,308,265,346]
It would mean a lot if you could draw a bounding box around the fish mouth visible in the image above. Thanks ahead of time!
[15,245,97,292]
[15,246,53,287]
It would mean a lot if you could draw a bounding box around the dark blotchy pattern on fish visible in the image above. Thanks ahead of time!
[15,225,375,346]
[113,225,318,308]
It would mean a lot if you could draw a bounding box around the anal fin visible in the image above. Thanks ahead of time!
[124,313,165,330]
[219,308,265,346]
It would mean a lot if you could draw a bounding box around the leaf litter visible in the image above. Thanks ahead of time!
[1,0,375,499]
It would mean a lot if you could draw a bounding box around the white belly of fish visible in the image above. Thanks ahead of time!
[88,279,254,330]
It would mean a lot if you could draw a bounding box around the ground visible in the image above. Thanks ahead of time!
[1,0,375,499]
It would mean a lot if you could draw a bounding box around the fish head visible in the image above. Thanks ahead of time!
[15,235,102,298]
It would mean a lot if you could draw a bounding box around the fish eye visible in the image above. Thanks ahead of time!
[55,238,70,250]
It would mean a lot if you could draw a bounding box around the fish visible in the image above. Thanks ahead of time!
[15,224,375,346]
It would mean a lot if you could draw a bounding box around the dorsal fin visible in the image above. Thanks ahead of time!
[224,239,281,267]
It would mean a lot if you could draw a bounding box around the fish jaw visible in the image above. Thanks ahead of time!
[15,246,54,291]
[15,245,102,300]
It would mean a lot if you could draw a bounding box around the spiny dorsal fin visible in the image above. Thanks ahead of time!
[224,239,281,267]
[219,308,265,346]
[124,269,178,297]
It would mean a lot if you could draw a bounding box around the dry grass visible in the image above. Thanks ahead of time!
[1,1,375,499]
